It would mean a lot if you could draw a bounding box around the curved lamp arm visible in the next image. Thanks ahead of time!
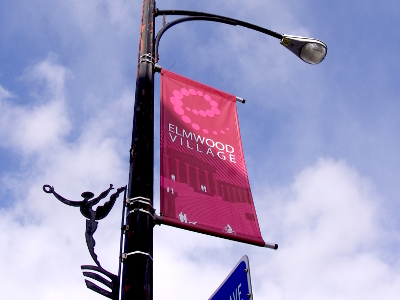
[154,9,327,65]
[155,16,238,63]
[155,9,283,39]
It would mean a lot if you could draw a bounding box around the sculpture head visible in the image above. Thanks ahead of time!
[81,191,94,200]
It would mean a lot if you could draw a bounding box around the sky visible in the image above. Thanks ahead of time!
[1,0,400,299]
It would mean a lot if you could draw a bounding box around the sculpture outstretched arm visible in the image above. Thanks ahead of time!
[95,186,126,220]
[43,185,84,207]
[89,184,114,206]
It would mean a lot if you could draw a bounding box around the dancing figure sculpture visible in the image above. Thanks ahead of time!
[43,184,126,267]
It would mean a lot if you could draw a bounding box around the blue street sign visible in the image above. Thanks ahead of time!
[209,256,253,300]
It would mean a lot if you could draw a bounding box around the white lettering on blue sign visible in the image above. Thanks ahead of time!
[229,283,242,300]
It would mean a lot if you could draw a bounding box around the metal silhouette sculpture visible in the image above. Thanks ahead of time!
[43,184,126,300]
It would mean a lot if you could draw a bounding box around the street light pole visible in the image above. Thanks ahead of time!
[121,0,155,299]
[121,2,326,299]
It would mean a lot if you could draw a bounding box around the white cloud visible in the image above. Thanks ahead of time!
[23,54,69,100]
[0,85,13,99]
[0,55,71,155]
[252,158,400,299]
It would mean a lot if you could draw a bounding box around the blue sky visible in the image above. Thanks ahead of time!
[1,0,400,299]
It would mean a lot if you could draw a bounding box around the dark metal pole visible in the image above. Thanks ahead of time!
[121,0,155,299]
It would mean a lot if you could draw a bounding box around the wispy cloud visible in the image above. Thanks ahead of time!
[0,55,70,155]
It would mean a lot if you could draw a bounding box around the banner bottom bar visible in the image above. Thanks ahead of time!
[155,215,278,250]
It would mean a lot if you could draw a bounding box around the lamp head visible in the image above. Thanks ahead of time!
[280,34,327,65]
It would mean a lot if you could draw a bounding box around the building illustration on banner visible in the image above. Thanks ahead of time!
[161,146,257,236]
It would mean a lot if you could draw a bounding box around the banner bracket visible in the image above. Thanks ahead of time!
[154,214,162,225]
[264,242,279,250]
[236,96,246,104]
[154,64,162,73]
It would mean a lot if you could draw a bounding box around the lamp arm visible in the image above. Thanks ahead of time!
[154,9,283,63]
[155,16,237,63]
[156,9,282,39]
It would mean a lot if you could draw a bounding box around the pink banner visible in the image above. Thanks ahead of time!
[160,70,265,246]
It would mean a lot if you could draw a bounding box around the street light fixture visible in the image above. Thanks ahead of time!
[154,9,328,65]
[280,34,327,64]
